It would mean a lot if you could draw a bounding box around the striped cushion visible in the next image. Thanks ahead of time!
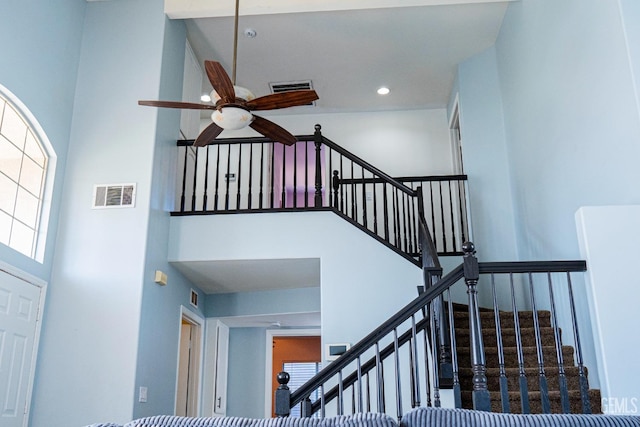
[400,407,640,427]
[84,424,124,427]
[125,414,397,427]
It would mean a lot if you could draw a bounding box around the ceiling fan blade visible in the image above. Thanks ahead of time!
[205,61,236,103]
[246,90,319,111]
[249,116,297,146]
[194,122,224,147]
[138,100,216,110]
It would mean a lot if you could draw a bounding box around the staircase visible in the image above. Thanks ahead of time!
[172,127,601,418]
[454,306,601,413]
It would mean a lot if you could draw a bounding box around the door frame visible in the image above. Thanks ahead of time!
[0,260,47,427]
[263,328,320,417]
[175,306,205,416]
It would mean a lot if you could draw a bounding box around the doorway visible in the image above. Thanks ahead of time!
[264,329,321,417]
[176,307,204,416]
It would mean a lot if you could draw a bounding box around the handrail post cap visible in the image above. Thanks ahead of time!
[462,241,476,256]
[277,371,290,387]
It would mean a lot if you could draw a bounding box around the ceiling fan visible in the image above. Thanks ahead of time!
[138,0,318,147]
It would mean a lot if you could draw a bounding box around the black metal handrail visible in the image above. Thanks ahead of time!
[275,244,595,418]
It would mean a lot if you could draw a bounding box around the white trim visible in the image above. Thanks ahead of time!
[264,328,321,418]
[0,259,47,427]
[0,83,57,263]
[175,306,206,416]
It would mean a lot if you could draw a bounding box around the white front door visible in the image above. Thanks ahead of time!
[0,268,44,427]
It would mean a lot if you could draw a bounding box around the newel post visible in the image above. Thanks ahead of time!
[463,242,491,411]
[314,124,323,207]
[274,371,291,417]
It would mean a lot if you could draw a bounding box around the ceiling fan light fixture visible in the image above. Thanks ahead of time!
[210,85,256,103]
[211,107,253,130]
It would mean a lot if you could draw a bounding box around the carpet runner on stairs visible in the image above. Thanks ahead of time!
[451,306,601,414]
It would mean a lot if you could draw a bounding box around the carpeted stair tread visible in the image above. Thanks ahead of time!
[457,345,574,369]
[458,366,588,392]
[455,327,559,348]
[453,305,601,414]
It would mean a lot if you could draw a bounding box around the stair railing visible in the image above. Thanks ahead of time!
[275,243,595,417]
[173,125,469,260]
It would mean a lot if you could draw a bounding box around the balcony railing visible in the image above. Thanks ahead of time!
[174,125,470,258]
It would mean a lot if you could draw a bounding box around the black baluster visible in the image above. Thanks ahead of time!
[224,143,231,210]
[327,147,332,208]
[393,188,400,248]
[202,146,210,211]
[366,372,371,412]
[357,356,363,412]
[393,328,403,420]
[491,274,510,413]
[293,142,298,208]
[214,144,221,211]
[332,171,340,209]
[191,148,198,211]
[447,289,462,408]
[567,272,592,414]
[259,143,265,209]
[248,143,254,209]
[275,371,291,417]
[547,273,571,413]
[448,181,457,253]
[528,272,551,413]
[314,125,323,207]
[429,300,441,407]
[438,182,446,252]
[340,155,345,214]
[421,303,432,407]
[320,384,326,418]
[402,192,409,252]
[373,179,379,236]
[281,144,286,208]
[236,144,242,210]
[361,167,368,228]
[383,183,390,242]
[510,272,530,413]
[375,342,385,413]
[429,182,436,252]
[180,146,188,212]
[338,370,344,415]
[463,242,490,411]
[458,179,467,245]
[350,161,356,219]
[301,395,312,418]
[304,141,309,208]
[270,143,275,208]
[410,314,421,408]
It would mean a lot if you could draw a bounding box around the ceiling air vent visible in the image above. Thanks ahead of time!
[93,183,136,209]
[269,80,315,106]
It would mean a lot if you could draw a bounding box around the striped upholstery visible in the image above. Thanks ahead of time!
[400,407,640,427]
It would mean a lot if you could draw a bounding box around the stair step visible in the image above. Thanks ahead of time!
[456,345,574,369]
[460,389,602,414]
[453,310,552,329]
[457,366,588,392]
[455,327,559,348]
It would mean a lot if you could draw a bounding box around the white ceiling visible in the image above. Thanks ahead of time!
[166,0,511,297]
[180,0,511,113]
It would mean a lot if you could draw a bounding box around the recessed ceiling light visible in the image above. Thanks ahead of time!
[377,87,390,95]
[200,94,211,102]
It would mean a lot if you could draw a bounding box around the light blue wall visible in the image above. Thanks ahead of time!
[29,0,200,425]
[207,287,321,318]
[493,0,640,260]
[134,12,208,419]
[455,46,518,262]
[0,0,85,278]
[227,328,268,418]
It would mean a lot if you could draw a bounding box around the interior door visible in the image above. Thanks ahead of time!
[212,321,229,416]
[0,268,43,427]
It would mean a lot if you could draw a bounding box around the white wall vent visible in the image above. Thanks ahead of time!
[93,183,136,209]
[269,80,315,106]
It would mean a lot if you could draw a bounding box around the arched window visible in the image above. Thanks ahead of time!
[0,86,53,261]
